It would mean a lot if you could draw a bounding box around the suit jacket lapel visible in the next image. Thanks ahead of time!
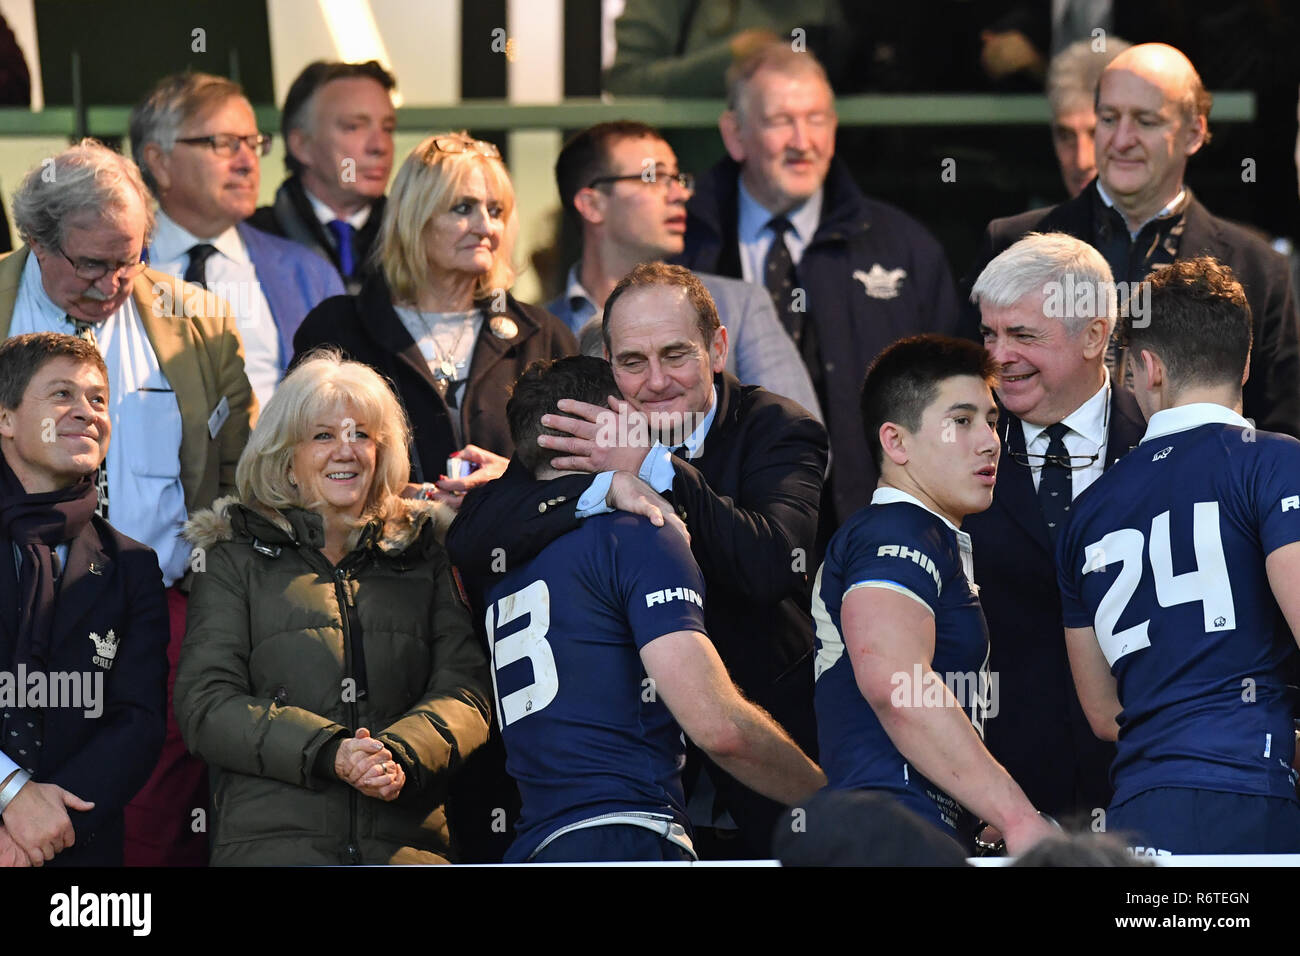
[52,526,112,647]
[0,247,29,336]
[134,270,208,442]
[237,222,295,366]
[1104,387,1146,469]
[996,408,1053,556]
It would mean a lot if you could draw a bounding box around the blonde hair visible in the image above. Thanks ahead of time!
[377,131,517,304]
[236,349,411,530]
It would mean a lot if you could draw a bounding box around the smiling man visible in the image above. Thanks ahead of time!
[679,43,964,541]
[249,60,397,294]
[447,262,828,858]
[0,333,167,867]
[966,42,1300,438]
[963,233,1146,821]
[548,121,820,419]
[131,73,344,410]
[0,138,256,868]
[811,333,1052,854]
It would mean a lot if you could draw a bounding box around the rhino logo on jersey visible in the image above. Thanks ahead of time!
[1151,446,1173,461]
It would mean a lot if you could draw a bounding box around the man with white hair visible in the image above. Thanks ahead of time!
[0,138,255,866]
[968,42,1300,438]
[1046,36,1131,198]
[130,72,343,410]
[965,232,1146,820]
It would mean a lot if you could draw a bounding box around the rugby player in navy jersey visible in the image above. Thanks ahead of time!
[813,335,1055,854]
[487,355,825,863]
[1059,257,1300,855]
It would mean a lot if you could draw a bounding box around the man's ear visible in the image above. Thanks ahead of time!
[287,127,312,171]
[0,406,14,441]
[1183,111,1207,158]
[718,110,746,163]
[710,324,728,373]
[880,421,909,466]
[1081,316,1110,360]
[139,143,171,194]
[572,186,606,227]
[1140,347,1163,390]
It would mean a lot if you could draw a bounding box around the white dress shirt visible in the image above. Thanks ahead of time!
[305,188,373,232]
[736,180,823,284]
[149,210,280,410]
[1020,370,1111,499]
[10,253,190,586]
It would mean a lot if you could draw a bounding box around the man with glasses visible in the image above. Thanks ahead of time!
[966,232,1146,821]
[0,138,255,867]
[679,43,965,549]
[249,60,397,294]
[131,73,344,411]
[549,121,820,419]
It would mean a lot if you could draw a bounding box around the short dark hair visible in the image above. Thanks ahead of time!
[281,60,397,175]
[1121,256,1252,392]
[507,356,622,474]
[0,332,108,411]
[860,335,999,471]
[555,120,663,230]
[603,262,720,354]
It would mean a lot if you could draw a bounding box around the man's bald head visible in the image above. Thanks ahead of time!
[1102,43,1212,140]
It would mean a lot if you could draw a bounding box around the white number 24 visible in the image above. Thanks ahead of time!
[1082,502,1236,667]
[486,580,559,725]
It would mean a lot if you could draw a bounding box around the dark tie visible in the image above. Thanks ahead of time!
[763,216,825,403]
[1038,422,1072,545]
[327,219,357,279]
[184,242,218,289]
[69,318,109,520]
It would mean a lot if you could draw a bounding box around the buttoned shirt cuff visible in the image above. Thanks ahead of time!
[638,443,676,494]
[576,472,615,517]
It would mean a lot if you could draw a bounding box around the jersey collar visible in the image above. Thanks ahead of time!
[1141,402,1252,444]
[871,486,961,534]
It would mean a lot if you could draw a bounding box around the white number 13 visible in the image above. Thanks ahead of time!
[1082,502,1235,667]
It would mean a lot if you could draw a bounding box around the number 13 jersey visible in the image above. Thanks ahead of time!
[1058,403,1300,806]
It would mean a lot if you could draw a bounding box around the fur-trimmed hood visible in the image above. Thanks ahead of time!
[184,493,457,555]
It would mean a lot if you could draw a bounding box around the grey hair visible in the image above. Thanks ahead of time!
[970,232,1117,337]
[725,42,833,124]
[12,138,155,250]
[129,72,246,195]
[1046,37,1131,116]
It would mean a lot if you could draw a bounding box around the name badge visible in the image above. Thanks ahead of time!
[208,396,230,439]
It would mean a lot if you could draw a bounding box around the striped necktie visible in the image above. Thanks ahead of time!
[69,317,109,520]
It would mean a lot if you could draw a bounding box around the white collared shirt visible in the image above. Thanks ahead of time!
[1020,370,1111,498]
[10,253,190,586]
[149,210,280,409]
[1141,402,1251,444]
[1096,180,1186,240]
[736,180,823,285]
[871,485,975,588]
[305,187,372,232]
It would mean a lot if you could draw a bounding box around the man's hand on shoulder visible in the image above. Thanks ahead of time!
[608,472,690,548]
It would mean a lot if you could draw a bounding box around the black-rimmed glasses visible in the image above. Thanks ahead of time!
[57,245,149,282]
[1004,387,1110,470]
[425,136,501,160]
[588,171,695,192]
[175,133,273,157]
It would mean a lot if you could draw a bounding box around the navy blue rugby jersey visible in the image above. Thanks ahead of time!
[1058,404,1300,805]
[485,511,707,862]
[812,487,992,832]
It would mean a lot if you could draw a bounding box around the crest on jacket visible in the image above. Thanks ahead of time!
[89,629,119,670]
[853,264,907,300]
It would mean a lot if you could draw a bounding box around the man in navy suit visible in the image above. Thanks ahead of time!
[965,42,1300,438]
[0,333,167,866]
[964,232,1147,822]
[130,72,344,411]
